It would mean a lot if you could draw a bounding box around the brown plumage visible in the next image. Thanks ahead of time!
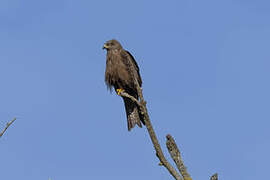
[103,39,145,131]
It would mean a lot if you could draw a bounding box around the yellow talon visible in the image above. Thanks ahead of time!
[116,88,124,95]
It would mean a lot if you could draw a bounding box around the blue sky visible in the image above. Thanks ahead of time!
[1,0,270,180]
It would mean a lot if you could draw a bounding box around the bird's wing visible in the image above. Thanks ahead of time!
[124,50,142,87]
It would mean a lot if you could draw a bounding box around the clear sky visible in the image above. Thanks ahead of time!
[1,0,270,180]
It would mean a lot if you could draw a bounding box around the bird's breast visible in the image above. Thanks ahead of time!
[105,52,130,86]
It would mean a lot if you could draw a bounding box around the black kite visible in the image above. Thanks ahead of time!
[103,39,145,131]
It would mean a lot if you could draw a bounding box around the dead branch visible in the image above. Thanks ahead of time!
[120,86,182,179]
[0,118,16,138]
[119,57,196,180]
[119,73,216,179]
[138,96,183,179]
[116,57,183,180]
[133,80,183,180]
[166,134,192,180]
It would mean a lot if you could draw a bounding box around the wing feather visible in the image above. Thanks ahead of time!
[122,50,142,87]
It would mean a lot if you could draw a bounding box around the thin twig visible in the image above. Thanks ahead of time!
[119,91,141,107]
[0,118,16,138]
[166,134,192,180]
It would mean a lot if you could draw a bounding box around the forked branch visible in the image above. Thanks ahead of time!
[118,58,193,180]
[120,83,185,180]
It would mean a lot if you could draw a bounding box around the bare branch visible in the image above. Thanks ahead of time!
[0,118,16,138]
[166,134,192,180]
[142,106,182,180]
[116,56,183,180]
[210,173,218,180]
[131,80,182,180]
[122,92,182,179]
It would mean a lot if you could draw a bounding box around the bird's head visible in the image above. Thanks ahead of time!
[103,39,122,51]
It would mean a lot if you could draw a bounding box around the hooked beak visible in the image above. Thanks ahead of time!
[103,44,109,50]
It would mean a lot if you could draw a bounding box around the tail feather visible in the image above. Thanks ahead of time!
[123,97,143,131]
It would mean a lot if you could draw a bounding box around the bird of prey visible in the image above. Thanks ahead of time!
[103,39,145,131]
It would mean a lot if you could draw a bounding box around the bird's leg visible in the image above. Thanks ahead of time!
[116,88,124,95]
